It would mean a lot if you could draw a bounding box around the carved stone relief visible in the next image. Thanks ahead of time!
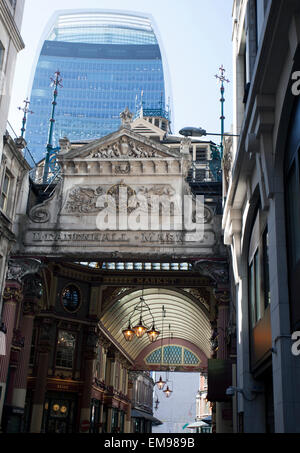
[90,136,158,159]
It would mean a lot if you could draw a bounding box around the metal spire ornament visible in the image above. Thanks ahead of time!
[215,65,230,160]
[43,70,63,184]
[18,98,34,138]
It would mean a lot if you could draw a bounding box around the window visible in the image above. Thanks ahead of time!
[0,42,4,70]
[255,0,265,47]
[0,172,11,214]
[248,211,270,327]
[196,147,207,162]
[61,285,81,313]
[56,331,76,369]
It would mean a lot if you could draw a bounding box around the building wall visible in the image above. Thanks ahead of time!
[224,0,300,433]
[0,0,25,162]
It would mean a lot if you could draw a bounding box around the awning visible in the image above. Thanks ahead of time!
[187,421,209,429]
[0,332,6,356]
[131,409,163,426]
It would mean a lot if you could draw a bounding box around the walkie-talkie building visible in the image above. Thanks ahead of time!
[25,10,171,162]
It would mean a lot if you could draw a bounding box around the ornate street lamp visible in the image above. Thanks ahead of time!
[156,376,167,391]
[147,324,160,343]
[122,323,135,342]
[133,315,148,339]
[163,385,173,398]
[122,290,160,343]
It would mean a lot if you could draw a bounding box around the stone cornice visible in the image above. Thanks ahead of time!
[0,1,25,52]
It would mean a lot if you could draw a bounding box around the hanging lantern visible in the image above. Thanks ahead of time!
[147,324,160,343]
[156,376,166,391]
[122,323,135,342]
[133,316,147,338]
[163,386,173,398]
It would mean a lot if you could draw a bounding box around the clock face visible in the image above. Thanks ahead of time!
[61,285,81,313]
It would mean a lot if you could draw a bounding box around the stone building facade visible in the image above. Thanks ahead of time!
[0,0,25,162]
[223,0,300,433]
[0,108,233,433]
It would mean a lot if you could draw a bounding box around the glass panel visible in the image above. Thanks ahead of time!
[56,331,76,369]
[3,174,10,194]
[263,229,271,309]
[249,261,256,327]
[255,251,261,323]
[287,162,300,267]
[62,285,81,312]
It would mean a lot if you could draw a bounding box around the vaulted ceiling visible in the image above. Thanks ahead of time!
[101,287,212,362]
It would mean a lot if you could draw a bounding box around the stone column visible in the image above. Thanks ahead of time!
[216,295,230,360]
[125,381,133,433]
[0,281,23,428]
[11,278,42,418]
[30,320,52,433]
[107,407,113,433]
[79,327,98,433]
[215,291,233,434]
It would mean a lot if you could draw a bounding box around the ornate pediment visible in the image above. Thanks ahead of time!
[60,129,180,162]
[89,135,158,159]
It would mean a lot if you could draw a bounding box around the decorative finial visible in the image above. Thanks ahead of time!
[215,65,230,84]
[120,107,133,129]
[18,98,34,138]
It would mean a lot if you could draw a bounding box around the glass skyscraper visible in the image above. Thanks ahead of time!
[26,10,170,162]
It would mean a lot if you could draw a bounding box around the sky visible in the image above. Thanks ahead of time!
[8,0,233,140]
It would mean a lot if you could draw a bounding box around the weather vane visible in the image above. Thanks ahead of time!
[215,65,230,159]
[18,98,34,138]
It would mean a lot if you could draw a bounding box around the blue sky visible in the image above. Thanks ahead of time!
[9,0,233,140]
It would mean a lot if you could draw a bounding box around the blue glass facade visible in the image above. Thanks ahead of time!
[26,12,167,162]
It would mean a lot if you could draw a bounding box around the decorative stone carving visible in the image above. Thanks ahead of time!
[90,136,158,159]
[59,137,71,154]
[120,107,133,129]
[180,137,192,154]
[184,288,210,311]
[222,136,233,184]
[6,259,42,283]
[3,282,23,303]
[23,276,44,315]
[114,162,131,175]
[65,186,104,214]
[29,191,56,223]
[214,290,231,305]
[194,260,229,284]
